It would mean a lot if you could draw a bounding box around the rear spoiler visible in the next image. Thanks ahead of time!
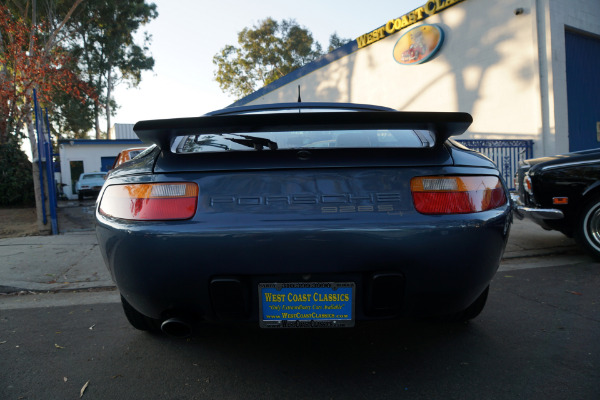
[133,111,473,152]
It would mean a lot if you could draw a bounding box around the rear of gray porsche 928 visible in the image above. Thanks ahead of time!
[95,104,512,336]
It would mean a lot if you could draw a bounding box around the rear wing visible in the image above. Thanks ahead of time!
[133,111,473,152]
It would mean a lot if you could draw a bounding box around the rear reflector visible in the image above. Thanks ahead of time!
[553,197,568,205]
[99,183,198,220]
[411,176,506,214]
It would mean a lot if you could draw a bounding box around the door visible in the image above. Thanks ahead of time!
[69,160,84,195]
[565,30,600,152]
[101,156,116,172]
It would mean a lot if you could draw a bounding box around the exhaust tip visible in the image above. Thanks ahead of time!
[160,318,192,338]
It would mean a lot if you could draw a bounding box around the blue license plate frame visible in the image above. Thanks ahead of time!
[259,282,355,328]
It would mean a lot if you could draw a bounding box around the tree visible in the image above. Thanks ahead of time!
[0,1,96,229]
[327,32,352,52]
[67,0,157,138]
[1,1,157,229]
[0,3,96,144]
[0,141,35,206]
[213,18,324,99]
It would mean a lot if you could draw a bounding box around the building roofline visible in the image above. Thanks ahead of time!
[58,139,143,145]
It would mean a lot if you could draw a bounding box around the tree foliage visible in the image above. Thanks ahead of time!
[327,32,351,52]
[0,1,157,141]
[0,140,35,206]
[214,18,341,99]
[0,3,97,144]
[66,0,157,138]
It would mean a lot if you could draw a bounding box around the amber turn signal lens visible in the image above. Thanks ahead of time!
[411,176,506,214]
[99,183,198,220]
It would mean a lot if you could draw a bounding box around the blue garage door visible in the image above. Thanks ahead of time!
[565,30,600,152]
[101,156,116,172]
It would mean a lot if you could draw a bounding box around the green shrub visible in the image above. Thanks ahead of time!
[0,142,35,206]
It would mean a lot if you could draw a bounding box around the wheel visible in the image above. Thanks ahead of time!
[78,192,83,201]
[575,196,600,261]
[120,295,161,332]
[442,285,489,323]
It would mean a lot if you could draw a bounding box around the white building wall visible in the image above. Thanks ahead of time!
[59,142,139,200]
[251,0,541,140]
[246,0,599,157]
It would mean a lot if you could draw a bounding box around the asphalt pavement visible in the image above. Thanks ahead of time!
[2,202,598,400]
[1,260,599,399]
[0,201,594,294]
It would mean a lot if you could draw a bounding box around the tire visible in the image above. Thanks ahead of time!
[120,295,161,332]
[575,196,600,261]
[443,285,489,323]
[78,192,83,201]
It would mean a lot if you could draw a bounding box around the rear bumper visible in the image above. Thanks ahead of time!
[96,208,511,324]
[77,188,102,196]
[510,193,564,222]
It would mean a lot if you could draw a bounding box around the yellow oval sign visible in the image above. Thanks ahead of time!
[393,24,444,65]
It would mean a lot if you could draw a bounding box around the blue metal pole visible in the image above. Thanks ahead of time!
[33,89,47,226]
[43,109,58,235]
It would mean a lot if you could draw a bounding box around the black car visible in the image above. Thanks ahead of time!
[512,148,600,260]
[95,102,512,337]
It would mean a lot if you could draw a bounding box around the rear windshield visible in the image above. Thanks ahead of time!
[128,150,143,159]
[173,129,435,154]
[81,173,105,180]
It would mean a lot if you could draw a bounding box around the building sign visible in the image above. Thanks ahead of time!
[393,24,444,65]
[356,0,466,49]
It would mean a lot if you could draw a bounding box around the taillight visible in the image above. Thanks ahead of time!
[99,183,198,220]
[410,176,507,214]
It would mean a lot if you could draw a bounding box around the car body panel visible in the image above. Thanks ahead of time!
[96,165,510,321]
[204,101,398,116]
[134,110,473,152]
[514,148,600,235]
[95,102,511,329]
[105,147,149,178]
[111,147,148,170]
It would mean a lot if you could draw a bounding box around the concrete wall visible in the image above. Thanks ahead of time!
[244,0,600,158]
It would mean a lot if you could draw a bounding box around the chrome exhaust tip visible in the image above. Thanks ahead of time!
[160,318,192,338]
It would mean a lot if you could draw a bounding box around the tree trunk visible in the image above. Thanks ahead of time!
[106,65,112,136]
[26,112,51,235]
[0,26,6,144]
[94,102,101,139]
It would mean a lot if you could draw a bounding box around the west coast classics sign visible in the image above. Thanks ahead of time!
[356,0,465,49]
[393,24,444,65]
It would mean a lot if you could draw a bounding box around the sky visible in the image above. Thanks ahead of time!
[110,0,425,125]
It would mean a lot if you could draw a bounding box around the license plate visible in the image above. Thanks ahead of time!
[259,282,355,328]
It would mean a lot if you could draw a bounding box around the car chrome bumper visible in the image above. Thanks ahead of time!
[510,193,564,221]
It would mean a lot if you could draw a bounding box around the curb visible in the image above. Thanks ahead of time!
[0,285,117,296]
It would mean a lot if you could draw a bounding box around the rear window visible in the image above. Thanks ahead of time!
[128,150,143,159]
[173,129,435,154]
[81,173,105,180]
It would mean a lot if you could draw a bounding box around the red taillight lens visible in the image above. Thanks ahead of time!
[411,176,507,214]
[99,183,198,220]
